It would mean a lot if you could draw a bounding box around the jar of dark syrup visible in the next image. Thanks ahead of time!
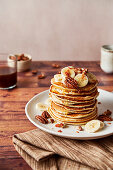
[0,54,17,89]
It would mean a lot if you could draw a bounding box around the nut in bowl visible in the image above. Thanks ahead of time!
[8,53,32,72]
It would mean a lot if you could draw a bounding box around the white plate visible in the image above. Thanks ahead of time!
[25,89,113,140]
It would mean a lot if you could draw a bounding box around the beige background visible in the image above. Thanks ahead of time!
[0,0,113,61]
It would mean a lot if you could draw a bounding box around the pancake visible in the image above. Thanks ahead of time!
[48,107,98,125]
[49,93,96,106]
[48,66,99,125]
[50,90,99,101]
[50,84,97,96]
[50,106,97,118]
[51,78,98,92]
[49,92,96,104]
[51,101,97,113]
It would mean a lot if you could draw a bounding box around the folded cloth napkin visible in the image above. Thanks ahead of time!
[13,128,113,170]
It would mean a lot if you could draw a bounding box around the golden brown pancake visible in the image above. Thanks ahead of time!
[51,78,98,92]
[51,101,97,113]
[48,107,98,125]
[50,106,97,118]
[50,90,99,101]
[49,93,97,106]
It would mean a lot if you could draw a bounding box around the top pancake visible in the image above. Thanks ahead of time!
[51,78,98,92]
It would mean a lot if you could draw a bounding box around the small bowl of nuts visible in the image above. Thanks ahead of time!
[8,53,32,72]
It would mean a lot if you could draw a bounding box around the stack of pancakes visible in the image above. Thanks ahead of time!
[48,67,99,125]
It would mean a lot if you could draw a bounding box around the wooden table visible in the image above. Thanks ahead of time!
[0,61,113,170]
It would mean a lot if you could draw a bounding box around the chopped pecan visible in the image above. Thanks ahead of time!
[52,63,60,68]
[97,115,112,121]
[65,69,70,77]
[74,68,88,75]
[55,124,61,127]
[76,126,83,131]
[41,111,51,119]
[64,77,78,89]
[38,73,46,79]
[32,69,38,74]
[103,109,112,116]
[98,102,101,104]
[82,68,88,74]
[74,68,82,74]
[55,123,66,128]
[50,119,54,123]
[35,115,48,124]
[58,130,62,132]
[58,71,61,74]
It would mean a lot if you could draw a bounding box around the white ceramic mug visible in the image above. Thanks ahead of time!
[101,45,113,73]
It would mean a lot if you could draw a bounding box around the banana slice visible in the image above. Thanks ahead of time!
[85,120,104,133]
[61,67,75,78]
[74,73,88,87]
[36,102,48,111]
[100,121,104,129]
[45,98,51,106]
[54,74,62,82]
[87,72,97,83]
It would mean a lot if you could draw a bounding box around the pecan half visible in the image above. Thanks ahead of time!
[64,77,78,89]
[103,109,112,116]
[38,73,46,79]
[41,111,51,119]
[35,115,48,124]
[32,69,38,74]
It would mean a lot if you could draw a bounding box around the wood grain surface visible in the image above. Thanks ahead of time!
[0,61,113,170]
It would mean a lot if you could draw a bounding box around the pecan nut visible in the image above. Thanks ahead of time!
[58,130,62,132]
[38,73,46,79]
[35,115,48,124]
[41,111,51,119]
[50,119,54,123]
[98,102,101,104]
[32,69,38,74]
[9,56,16,60]
[103,109,112,116]
[55,123,66,128]
[98,115,112,121]
[76,126,83,131]
[65,69,70,77]
[52,63,60,68]
[64,77,78,89]
[74,68,88,75]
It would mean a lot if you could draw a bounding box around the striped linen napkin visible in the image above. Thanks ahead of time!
[13,128,113,170]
